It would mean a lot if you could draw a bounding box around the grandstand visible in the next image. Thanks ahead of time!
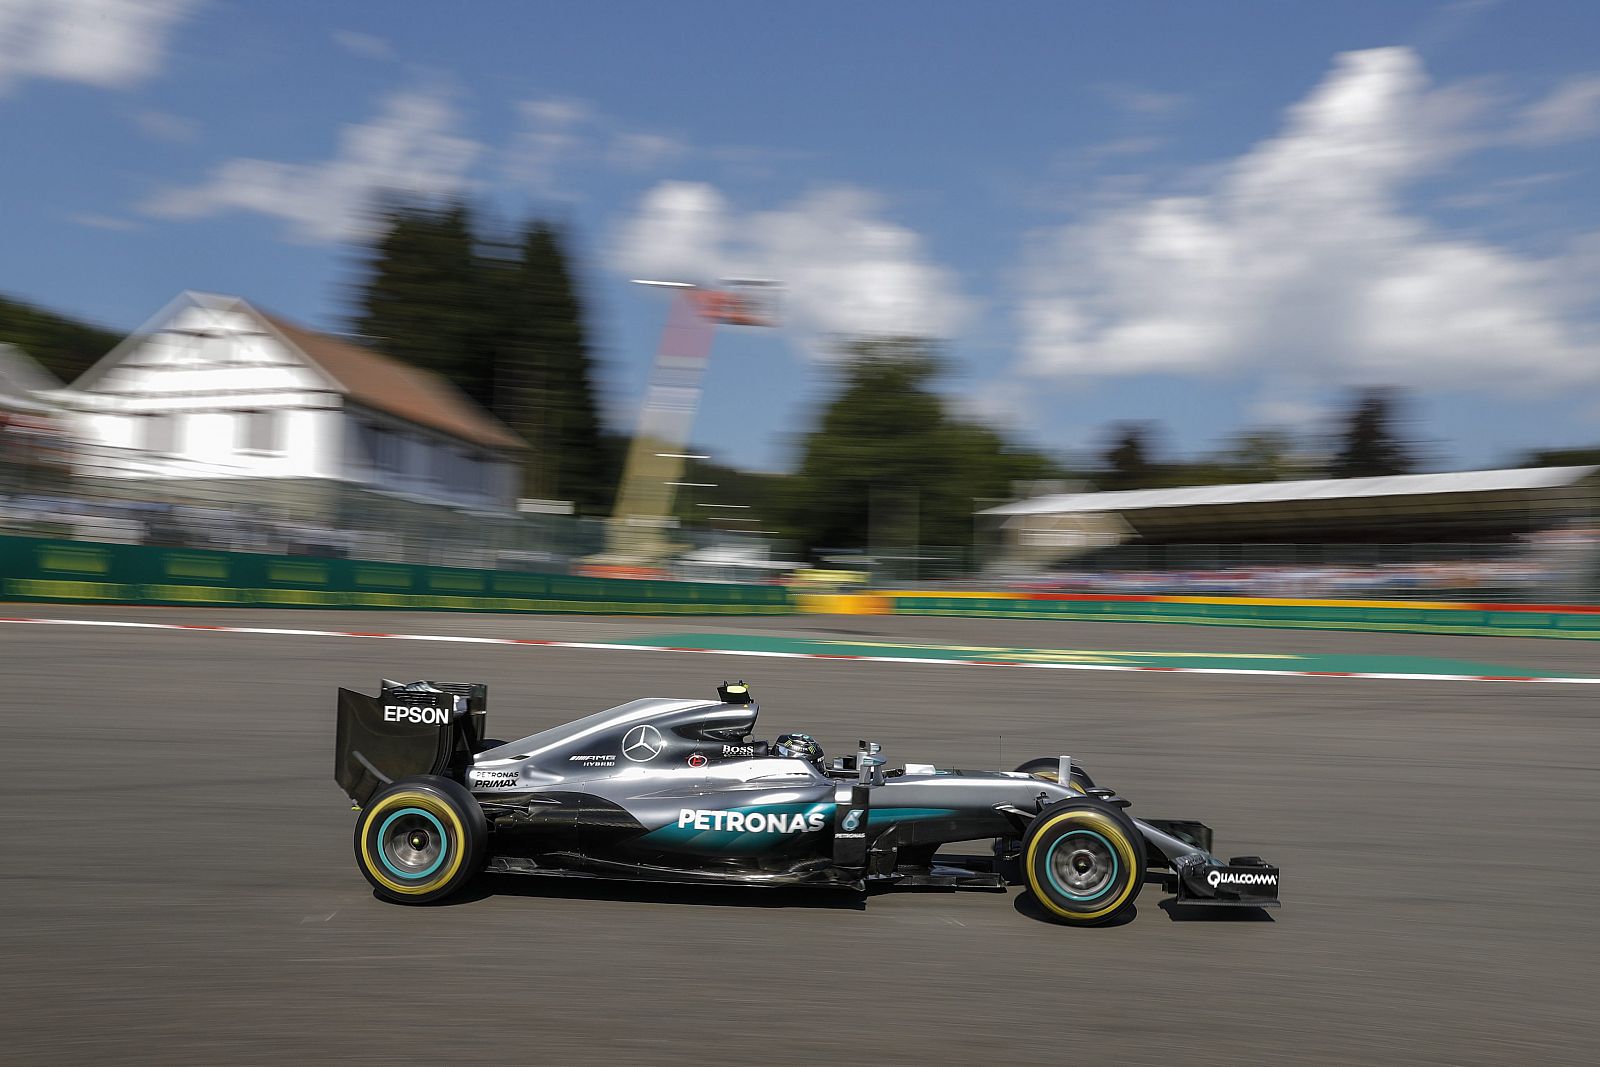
[982,466,1600,601]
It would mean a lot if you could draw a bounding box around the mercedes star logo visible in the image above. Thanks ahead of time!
[622,724,665,762]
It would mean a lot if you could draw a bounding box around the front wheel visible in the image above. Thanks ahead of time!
[354,775,486,904]
[1022,798,1145,926]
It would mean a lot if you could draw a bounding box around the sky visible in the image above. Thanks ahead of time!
[4,0,1600,474]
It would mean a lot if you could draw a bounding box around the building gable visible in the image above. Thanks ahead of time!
[70,292,337,404]
[70,291,528,455]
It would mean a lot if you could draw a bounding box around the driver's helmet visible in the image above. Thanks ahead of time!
[773,732,824,766]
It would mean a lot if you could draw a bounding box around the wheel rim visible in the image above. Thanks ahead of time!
[377,807,448,880]
[1045,829,1118,901]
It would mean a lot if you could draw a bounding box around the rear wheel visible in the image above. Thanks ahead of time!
[1022,798,1144,926]
[1013,756,1097,794]
[354,775,485,904]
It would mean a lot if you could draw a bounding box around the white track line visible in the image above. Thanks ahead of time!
[3,615,1597,685]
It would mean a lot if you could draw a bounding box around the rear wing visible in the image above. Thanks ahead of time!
[334,679,488,807]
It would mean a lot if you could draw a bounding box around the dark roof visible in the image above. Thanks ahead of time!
[262,314,528,452]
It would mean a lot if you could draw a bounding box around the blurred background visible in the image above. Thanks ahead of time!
[3,0,1599,601]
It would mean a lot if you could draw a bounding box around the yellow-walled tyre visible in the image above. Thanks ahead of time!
[1013,756,1097,795]
[354,776,485,904]
[1023,798,1145,926]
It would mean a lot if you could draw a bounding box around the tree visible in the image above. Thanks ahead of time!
[497,223,614,509]
[1218,429,1307,483]
[786,338,1063,559]
[1327,387,1415,479]
[1519,446,1600,468]
[0,294,121,383]
[1099,423,1158,491]
[351,200,493,407]
[787,340,942,553]
[350,204,616,508]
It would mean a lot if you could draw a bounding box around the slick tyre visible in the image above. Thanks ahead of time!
[355,775,486,904]
[1013,756,1097,794]
[1023,798,1144,926]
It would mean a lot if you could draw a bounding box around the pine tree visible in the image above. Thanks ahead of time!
[1328,388,1414,479]
[1100,423,1158,490]
[497,223,614,509]
[351,203,615,507]
[352,200,493,407]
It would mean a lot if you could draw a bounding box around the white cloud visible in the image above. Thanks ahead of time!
[500,95,796,197]
[0,0,194,95]
[1081,136,1165,161]
[607,130,686,171]
[1440,170,1572,210]
[747,188,971,345]
[331,29,391,60]
[68,211,140,231]
[522,98,588,126]
[504,97,689,197]
[1098,83,1187,117]
[133,107,196,142]
[1019,47,1600,394]
[1515,75,1600,145]
[614,181,969,353]
[138,87,702,241]
[953,377,1037,433]
[615,180,728,283]
[503,97,593,198]
[141,89,479,243]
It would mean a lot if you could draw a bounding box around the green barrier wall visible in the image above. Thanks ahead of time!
[0,535,792,615]
[885,594,1600,640]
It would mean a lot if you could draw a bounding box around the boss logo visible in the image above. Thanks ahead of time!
[383,705,451,725]
[720,744,757,758]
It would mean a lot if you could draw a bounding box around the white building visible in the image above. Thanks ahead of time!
[58,291,528,514]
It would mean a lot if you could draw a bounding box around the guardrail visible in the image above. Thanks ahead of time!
[862,590,1600,639]
[0,535,792,615]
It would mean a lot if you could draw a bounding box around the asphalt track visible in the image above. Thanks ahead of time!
[5,606,1599,1065]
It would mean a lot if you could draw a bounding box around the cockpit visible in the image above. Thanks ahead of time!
[469,682,902,795]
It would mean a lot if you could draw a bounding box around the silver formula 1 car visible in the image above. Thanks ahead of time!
[333,680,1280,926]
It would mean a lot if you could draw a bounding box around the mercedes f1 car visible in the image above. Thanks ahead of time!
[334,680,1280,925]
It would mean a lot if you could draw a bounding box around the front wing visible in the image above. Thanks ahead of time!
[1138,818,1280,907]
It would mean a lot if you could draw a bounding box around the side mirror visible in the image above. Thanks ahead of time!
[857,740,886,785]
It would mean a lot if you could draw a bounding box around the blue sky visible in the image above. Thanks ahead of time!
[5,0,1600,473]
